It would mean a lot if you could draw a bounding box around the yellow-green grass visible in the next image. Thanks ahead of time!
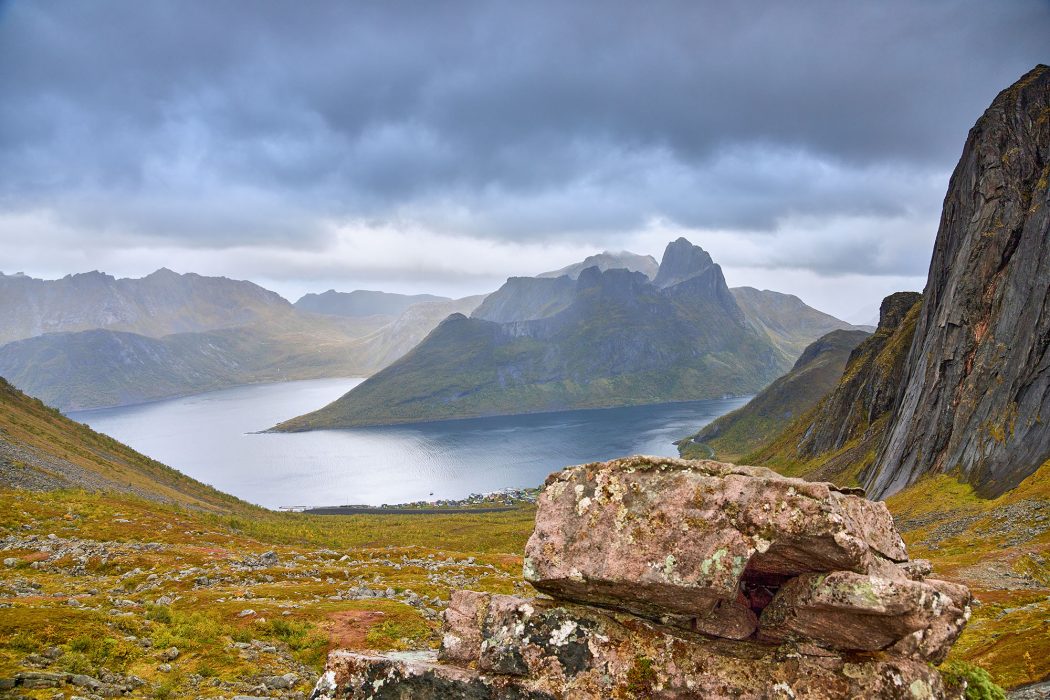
[0,486,535,698]
[886,461,1050,688]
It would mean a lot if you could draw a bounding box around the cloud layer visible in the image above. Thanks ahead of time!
[1,0,1047,318]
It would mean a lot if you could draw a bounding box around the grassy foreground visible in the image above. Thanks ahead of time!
[3,465,1047,695]
[0,487,534,698]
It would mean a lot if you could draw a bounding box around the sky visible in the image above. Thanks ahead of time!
[1,1,1047,322]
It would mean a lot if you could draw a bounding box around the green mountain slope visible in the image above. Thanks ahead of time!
[730,286,864,362]
[742,292,922,487]
[681,328,870,462]
[0,376,247,512]
[273,239,786,431]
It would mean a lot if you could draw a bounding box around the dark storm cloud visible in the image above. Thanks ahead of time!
[0,0,1047,263]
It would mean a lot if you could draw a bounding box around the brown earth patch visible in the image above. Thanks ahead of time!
[324,610,387,649]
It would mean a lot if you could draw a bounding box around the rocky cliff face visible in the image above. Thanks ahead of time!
[797,293,922,461]
[313,457,970,699]
[871,65,1050,498]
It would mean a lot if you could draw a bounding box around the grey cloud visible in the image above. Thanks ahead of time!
[0,0,1047,258]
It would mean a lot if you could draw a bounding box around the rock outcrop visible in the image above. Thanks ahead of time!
[312,457,970,699]
[872,65,1050,498]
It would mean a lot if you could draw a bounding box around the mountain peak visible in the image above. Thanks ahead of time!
[653,238,715,288]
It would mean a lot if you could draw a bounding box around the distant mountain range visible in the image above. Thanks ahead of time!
[294,289,451,318]
[274,238,862,430]
[0,244,857,412]
[0,270,485,410]
[0,267,290,345]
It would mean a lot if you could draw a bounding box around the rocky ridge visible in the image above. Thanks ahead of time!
[312,456,971,699]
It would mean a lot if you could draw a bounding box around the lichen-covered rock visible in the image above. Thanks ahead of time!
[315,593,955,699]
[758,571,969,660]
[524,456,906,629]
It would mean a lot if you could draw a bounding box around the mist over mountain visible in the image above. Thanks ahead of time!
[536,251,659,281]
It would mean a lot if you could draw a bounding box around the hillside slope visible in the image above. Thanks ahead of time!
[0,376,247,512]
[743,292,922,487]
[274,239,786,430]
[682,328,870,461]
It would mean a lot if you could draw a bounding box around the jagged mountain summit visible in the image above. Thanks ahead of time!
[274,238,789,430]
[294,289,451,318]
[872,64,1050,498]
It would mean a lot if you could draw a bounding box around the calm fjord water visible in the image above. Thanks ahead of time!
[69,378,749,509]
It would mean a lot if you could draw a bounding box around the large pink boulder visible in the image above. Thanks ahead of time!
[524,456,906,626]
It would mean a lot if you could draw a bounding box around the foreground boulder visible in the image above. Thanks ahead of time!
[523,456,907,630]
[312,457,970,699]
